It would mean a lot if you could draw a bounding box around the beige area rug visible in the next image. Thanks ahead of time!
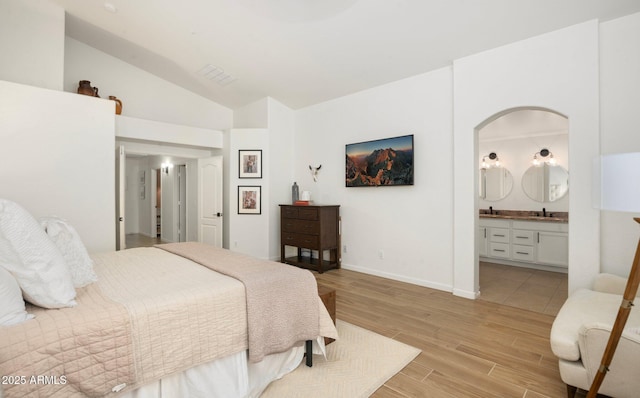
[261,320,421,398]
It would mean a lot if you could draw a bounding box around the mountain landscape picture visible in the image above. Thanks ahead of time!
[346,134,414,187]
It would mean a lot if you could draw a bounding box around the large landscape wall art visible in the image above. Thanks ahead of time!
[345,134,414,187]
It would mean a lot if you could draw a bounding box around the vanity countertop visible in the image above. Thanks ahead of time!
[479,209,568,223]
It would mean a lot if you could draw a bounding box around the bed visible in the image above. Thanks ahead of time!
[0,200,337,398]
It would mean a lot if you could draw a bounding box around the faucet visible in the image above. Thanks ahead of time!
[542,207,546,217]
[489,206,493,215]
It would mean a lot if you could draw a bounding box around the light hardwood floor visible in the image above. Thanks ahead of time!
[125,233,162,248]
[315,268,588,398]
[124,236,584,397]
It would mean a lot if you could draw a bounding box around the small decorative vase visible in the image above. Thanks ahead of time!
[292,182,299,203]
[109,96,123,115]
[77,80,95,96]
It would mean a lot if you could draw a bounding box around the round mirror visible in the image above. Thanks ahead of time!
[479,167,513,201]
[521,164,569,202]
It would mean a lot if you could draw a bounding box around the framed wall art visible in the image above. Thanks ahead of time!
[345,134,414,187]
[239,149,262,178]
[238,185,261,214]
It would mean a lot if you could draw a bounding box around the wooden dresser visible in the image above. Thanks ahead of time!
[280,204,340,273]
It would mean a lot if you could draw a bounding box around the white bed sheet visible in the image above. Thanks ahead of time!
[121,338,326,398]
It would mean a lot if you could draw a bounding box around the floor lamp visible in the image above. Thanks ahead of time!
[587,152,640,397]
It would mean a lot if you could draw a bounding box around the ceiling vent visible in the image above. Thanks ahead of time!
[197,64,237,86]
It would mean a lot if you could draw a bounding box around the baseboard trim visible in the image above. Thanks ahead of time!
[341,263,454,293]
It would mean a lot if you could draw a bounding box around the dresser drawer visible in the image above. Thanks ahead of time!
[282,206,300,219]
[512,244,535,262]
[281,206,319,220]
[488,242,510,258]
[282,219,320,235]
[511,230,534,246]
[281,233,319,249]
[488,228,509,243]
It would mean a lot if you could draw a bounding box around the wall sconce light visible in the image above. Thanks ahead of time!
[161,162,173,174]
[481,152,501,168]
[532,148,557,166]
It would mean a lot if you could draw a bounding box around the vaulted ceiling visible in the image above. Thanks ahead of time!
[52,0,640,110]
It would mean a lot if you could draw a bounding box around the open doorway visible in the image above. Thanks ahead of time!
[475,107,569,315]
[122,154,191,248]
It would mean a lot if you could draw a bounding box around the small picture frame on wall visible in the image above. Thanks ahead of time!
[239,150,262,178]
[238,185,261,214]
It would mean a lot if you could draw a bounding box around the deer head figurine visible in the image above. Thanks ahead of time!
[309,165,322,182]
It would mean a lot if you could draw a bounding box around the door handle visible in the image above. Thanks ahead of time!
[119,217,124,222]
[216,212,223,217]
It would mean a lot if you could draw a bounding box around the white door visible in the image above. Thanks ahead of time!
[115,145,126,250]
[198,156,223,247]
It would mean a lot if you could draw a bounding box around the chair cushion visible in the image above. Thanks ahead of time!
[550,288,640,361]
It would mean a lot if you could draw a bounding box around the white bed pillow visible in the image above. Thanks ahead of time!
[0,199,76,308]
[0,266,34,326]
[40,216,98,288]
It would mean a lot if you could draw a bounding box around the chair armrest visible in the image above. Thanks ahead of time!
[578,323,640,398]
[592,273,630,295]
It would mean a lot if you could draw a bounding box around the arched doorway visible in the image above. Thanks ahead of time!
[475,107,569,315]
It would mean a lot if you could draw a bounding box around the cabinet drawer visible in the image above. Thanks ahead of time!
[488,242,510,258]
[488,228,509,243]
[281,206,319,220]
[281,206,302,219]
[297,207,318,220]
[511,230,534,246]
[512,244,535,262]
[281,233,318,249]
[282,219,320,235]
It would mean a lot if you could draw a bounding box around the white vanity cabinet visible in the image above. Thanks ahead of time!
[479,219,511,259]
[478,227,488,257]
[479,218,568,270]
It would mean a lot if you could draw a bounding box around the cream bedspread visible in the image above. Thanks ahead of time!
[0,248,247,397]
[0,246,336,398]
[156,242,322,363]
[93,248,248,386]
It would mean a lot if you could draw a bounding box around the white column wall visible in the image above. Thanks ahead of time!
[266,98,296,261]
[228,129,270,259]
[453,20,600,297]
[599,12,640,276]
[0,80,115,252]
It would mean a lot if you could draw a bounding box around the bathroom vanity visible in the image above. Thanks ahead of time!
[478,211,568,271]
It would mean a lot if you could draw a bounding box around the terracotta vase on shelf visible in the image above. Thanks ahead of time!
[109,96,123,115]
[77,80,95,96]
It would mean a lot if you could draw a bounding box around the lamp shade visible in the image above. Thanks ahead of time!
[599,152,640,213]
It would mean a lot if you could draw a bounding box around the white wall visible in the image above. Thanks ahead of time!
[232,98,296,260]
[228,129,271,259]
[0,80,115,252]
[234,98,269,128]
[294,68,454,291]
[64,37,233,131]
[266,98,296,260]
[599,12,640,276]
[0,0,64,91]
[454,20,600,296]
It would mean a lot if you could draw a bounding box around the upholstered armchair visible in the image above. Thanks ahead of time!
[550,273,640,398]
